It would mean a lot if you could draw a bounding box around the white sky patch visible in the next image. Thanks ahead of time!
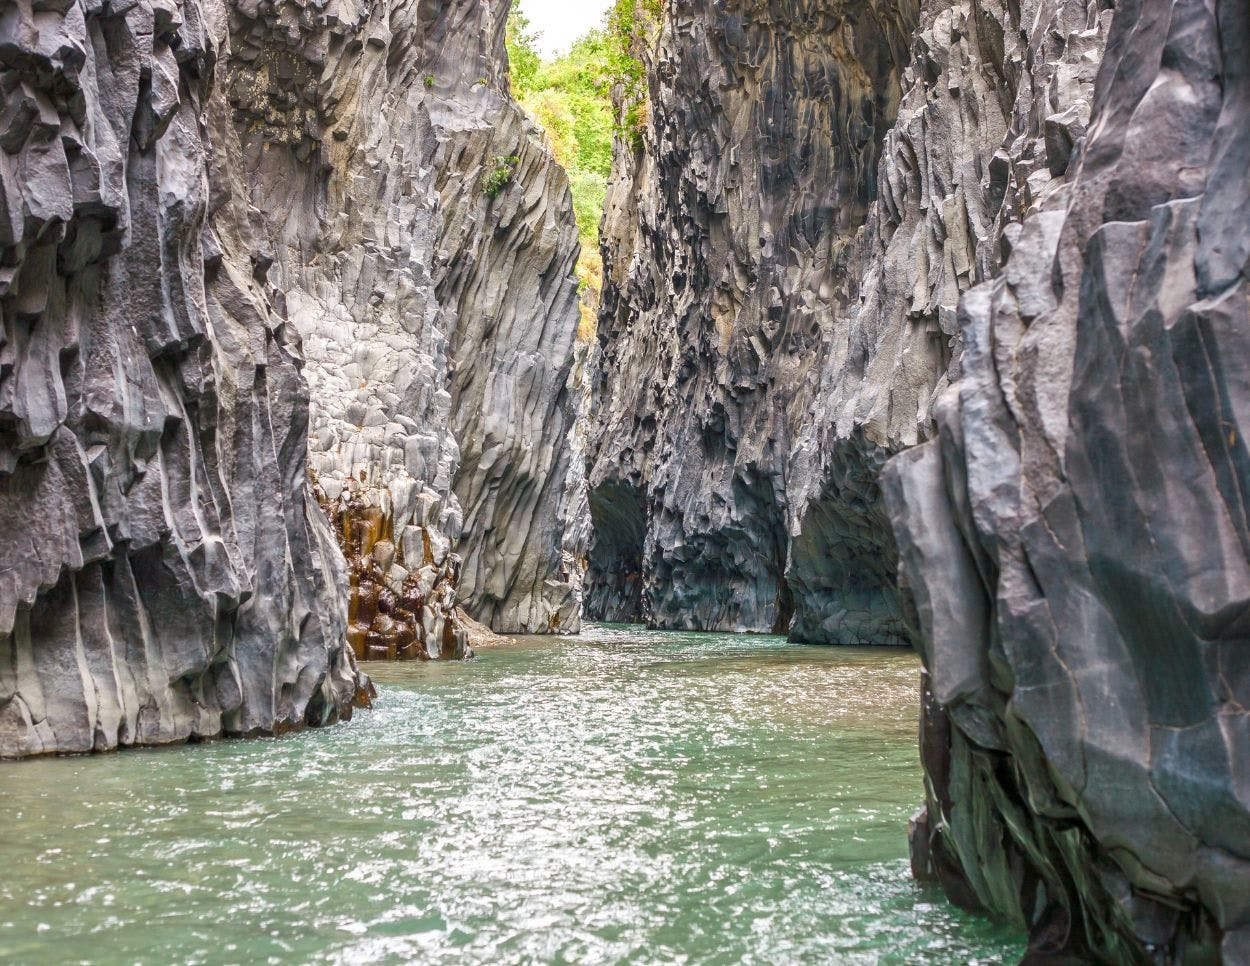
[518,0,613,58]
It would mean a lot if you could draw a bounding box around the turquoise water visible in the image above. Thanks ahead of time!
[0,624,1022,963]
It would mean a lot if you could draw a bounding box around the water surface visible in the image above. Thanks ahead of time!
[1,624,1022,963]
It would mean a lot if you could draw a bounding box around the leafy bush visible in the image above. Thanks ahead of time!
[505,2,542,97]
[505,5,622,249]
[482,155,521,199]
[568,168,608,241]
[505,0,662,334]
[606,0,662,148]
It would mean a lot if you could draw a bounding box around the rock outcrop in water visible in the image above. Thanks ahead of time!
[228,0,587,655]
[587,0,1104,644]
[884,0,1250,959]
[0,0,368,756]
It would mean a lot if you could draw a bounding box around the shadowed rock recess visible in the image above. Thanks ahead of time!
[588,0,1107,643]
[883,0,1250,959]
[0,0,369,756]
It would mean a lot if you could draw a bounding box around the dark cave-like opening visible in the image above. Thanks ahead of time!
[584,481,647,623]
[786,436,909,646]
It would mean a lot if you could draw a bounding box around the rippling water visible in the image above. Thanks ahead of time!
[1,625,1022,963]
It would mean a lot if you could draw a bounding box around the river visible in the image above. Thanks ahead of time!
[1,624,1022,963]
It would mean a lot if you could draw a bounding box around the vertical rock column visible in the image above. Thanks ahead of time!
[425,2,589,636]
[786,0,1109,644]
[0,0,366,757]
[588,0,919,633]
[224,0,588,655]
[225,0,474,660]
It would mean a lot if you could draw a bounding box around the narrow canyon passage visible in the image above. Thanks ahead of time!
[3,0,1246,958]
[0,626,1021,963]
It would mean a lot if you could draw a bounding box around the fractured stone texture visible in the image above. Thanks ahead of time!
[884,0,1250,958]
[0,0,368,756]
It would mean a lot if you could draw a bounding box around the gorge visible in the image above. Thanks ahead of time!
[1,0,1248,962]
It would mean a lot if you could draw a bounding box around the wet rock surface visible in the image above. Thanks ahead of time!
[588,0,1104,644]
[228,0,588,651]
[0,0,367,756]
[884,0,1250,959]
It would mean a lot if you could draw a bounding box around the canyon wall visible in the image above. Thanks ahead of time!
[589,0,920,633]
[0,0,585,755]
[587,0,1105,643]
[0,0,367,756]
[590,0,1250,957]
[228,0,587,655]
[884,0,1250,959]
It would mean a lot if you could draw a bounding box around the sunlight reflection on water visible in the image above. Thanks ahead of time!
[0,624,1023,964]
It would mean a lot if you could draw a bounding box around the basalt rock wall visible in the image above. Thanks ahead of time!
[884,0,1250,959]
[589,0,920,634]
[226,0,587,653]
[588,0,1106,643]
[0,0,585,757]
[0,0,367,756]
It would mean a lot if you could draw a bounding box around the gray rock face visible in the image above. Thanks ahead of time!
[431,34,588,637]
[588,0,1103,643]
[225,0,587,655]
[0,0,368,756]
[234,0,585,652]
[589,0,920,634]
[884,0,1250,958]
[225,0,472,660]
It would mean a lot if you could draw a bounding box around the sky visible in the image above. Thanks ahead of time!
[517,0,613,58]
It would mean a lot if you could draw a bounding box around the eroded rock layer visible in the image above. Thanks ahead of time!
[0,0,368,756]
[884,0,1250,958]
[225,0,587,653]
[588,0,1106,643]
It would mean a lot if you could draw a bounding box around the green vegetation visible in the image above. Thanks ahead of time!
[606,0,662,149]
[482,155,521,198]
[506,0,661,338]
[506,12,613,232]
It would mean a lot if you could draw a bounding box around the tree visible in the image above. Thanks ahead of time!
[505,1,541,97]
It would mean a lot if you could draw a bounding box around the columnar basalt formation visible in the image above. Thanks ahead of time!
[588,0,1105,642]
[589,0,920,634]
[225,0,588,652]
[884,0,1250,959]
[785,0,1111,646]
[431,44,589,636]
[0,0,367,756]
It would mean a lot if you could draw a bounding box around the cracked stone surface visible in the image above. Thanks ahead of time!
[0,0,368,756]
[884,0,1250,958]
[588,0,1104,645]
